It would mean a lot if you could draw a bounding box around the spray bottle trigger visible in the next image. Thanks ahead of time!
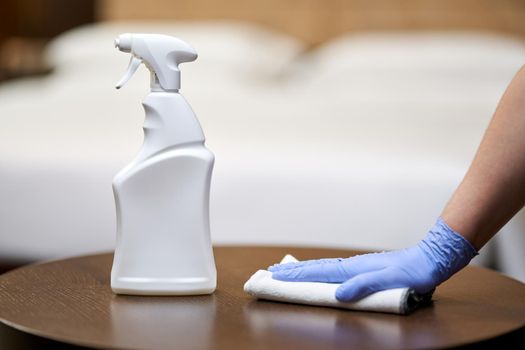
[116,56,142,89]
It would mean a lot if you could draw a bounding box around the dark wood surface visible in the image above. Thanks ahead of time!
[0,246,524,350]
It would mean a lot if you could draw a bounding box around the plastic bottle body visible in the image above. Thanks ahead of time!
[111,92,216,295]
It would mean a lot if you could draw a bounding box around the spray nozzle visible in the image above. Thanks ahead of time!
[115,33,198,91]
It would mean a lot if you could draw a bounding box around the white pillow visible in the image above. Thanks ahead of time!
[44,21,304,82]
[286,31,525,128]
[300,32,525,82]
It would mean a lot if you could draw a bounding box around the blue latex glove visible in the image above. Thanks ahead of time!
[269,218,478,302]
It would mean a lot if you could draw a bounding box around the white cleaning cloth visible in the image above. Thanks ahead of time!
[244,255,433,315]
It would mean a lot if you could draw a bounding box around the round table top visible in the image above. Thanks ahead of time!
[0,246,524,350]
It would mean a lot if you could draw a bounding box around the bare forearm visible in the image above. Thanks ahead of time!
[442,66,525,250]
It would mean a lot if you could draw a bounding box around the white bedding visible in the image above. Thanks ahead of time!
[0,21,524,281]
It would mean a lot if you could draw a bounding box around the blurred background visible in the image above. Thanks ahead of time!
[1,0,524,281]
[2,0,525,81]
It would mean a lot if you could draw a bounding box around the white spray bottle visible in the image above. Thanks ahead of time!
[110,33,216,295]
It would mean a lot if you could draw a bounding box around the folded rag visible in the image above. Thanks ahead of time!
[244,255,433,315]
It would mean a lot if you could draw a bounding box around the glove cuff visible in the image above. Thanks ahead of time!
[418,217,479,285]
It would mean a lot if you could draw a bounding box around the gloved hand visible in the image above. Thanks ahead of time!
[269,218,478,302]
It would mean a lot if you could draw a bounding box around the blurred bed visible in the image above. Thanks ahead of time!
[0,16,524,281]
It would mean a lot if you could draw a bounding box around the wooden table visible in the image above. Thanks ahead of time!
[0,246,524,349]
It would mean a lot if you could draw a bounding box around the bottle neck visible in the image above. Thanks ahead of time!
[150,71,180,92]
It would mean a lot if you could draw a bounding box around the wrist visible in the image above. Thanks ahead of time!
[418,217,478,285]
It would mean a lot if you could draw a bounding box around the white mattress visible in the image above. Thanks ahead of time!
[0,21,524,281]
